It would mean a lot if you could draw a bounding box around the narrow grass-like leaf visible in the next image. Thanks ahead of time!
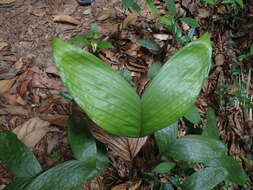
[146,0,158,17]
[153,162,176,174]
[137,39,161,51]
[235,0,244,8]
[52,38,141,137]
[154,122,178,155]
[184,105,201,124]
[0,131,42,178]
[68,115,96,163]
[141,34,212,136]
[202,108,219,139]
[180,17,199,28]
[147,62,162,80]
[166,135,227,162]
[200,0,216,5]
[122,0,134,9]
[181,167,227,190]
[206,156,247,185]
[164,0,176,15]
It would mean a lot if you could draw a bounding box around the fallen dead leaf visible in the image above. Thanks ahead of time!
[0,61,18,80]
[112,184,127,190]
[0,105,29,117]
[0,0,15,4]
[41,114,69,127]
[13,117,57,148]
[153,34,169,41]
[0,41,8,50]
[112,180,141,190]
[0,185,6,190]
[215,53,225,66]
[45,66,59,76]
[0,77,16,94]
[2,93,26,105]
[122,13,138,29]
[53,15,81,25]
[91,125,147,161]
[96,9,115,21]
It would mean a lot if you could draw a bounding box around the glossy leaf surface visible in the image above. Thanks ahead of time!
[154,122,178,155]
[181,167,227,190]
[0,131,42,178]
[53,34,212,137]
[68,115,96,163]
[141,34,212,136]
[206,156,247,185]
[152,162,176,174]
[166,135,227,162]
[52,38,141,137]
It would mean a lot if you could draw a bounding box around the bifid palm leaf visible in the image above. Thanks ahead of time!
[52,34,212,137]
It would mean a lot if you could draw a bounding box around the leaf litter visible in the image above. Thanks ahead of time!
[0,0,253,189]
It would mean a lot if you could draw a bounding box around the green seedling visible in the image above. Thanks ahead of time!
[69,23,113,52]
[122,0,141,13]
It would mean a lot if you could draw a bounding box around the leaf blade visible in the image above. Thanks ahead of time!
[0,131,42,178]
[166,135,227,162]
[182,167,227,190]
[52,38,141,137]
[206,156,247,185]
[141,34,212,136]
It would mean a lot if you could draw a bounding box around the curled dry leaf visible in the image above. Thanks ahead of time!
[122,13,138,29]
[2,93,26,105]
[0,77,16,94]
[97,9,115,21]
[90,125,147,161]
[13,117,57,148]
[53,15,81,25]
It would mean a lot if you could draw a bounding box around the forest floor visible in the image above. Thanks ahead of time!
[0,0,252,189]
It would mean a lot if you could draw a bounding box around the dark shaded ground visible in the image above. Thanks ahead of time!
[0,0,252,189]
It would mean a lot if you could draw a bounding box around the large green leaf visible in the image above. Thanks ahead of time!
[202,108,219,139]
[68,115,97,163]
[154,122,178,155]
[206,156,247,185]
[24,160,95,190]
[0,131,42,178]
[3,178,32,190]
[141,34,212,136]
[52,34,212,137]
[52,38,141,137]
[166,135,227,162]
[181,167,227,190]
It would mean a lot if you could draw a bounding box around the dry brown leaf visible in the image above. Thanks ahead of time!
[41,114,69,127]
[0,41,8,50]
[53,15,81,25]
[0,0,15,4]
[112,184,127,190]
[0,77,16,94]
[45,66,59,76]
[122,13,138,29]
[2,93,26,105]
[91,126,147,161]
[0,105,29,117]
[215,53,225,66]
[97,9,115,21]
[13,117,56,148]
[112,180,141,190]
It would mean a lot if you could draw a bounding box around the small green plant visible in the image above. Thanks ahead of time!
[122,0,141,13]
[69,23,113,52]
[0,115,109,190]
[145,0,199,46]
[52,33,211,137]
